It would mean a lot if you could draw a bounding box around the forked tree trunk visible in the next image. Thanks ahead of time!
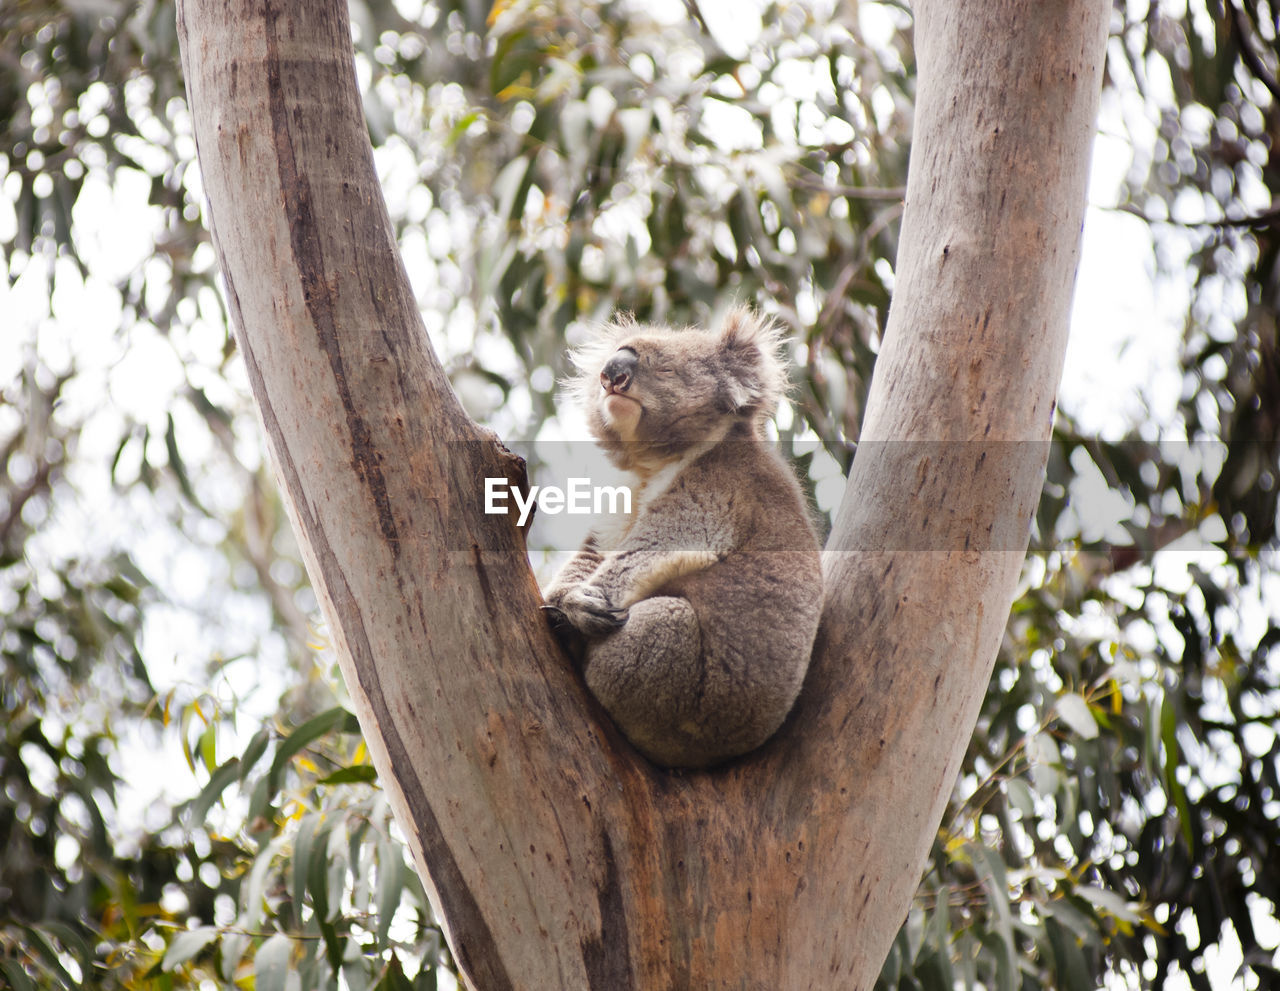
[176,1,1108,987]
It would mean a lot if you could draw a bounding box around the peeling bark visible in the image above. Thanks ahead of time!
[177,0,1109,987]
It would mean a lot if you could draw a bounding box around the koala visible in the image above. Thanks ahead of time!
[543,307,823,769]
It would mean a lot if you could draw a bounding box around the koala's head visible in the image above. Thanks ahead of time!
[569,307,789,472]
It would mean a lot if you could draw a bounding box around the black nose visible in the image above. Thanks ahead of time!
[601,348,638,392]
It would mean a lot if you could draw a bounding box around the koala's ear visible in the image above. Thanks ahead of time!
[717,306,788,415]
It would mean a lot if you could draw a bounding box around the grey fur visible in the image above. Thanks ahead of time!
[544,307,823,768]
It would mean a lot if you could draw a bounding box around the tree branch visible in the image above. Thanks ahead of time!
[176,0,1109,987]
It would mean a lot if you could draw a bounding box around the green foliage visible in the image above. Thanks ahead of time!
[1111,0,1280,554]
[137,697,452,990]
[879,541,1280,990]
[2,0,1278,988]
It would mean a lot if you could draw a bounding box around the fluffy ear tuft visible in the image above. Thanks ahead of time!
[717,306,790,417]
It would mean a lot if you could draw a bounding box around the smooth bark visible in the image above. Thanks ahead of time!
[177,0,1108,987]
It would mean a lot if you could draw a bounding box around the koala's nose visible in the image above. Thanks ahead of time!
[600,348,638,393]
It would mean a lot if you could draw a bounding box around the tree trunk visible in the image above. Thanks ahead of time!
[176,0,1108,987]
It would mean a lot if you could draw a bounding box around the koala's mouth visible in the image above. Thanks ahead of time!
[601,390,643,441]
[603,392,641,417]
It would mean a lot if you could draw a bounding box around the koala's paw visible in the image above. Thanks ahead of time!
[557,584,628,637]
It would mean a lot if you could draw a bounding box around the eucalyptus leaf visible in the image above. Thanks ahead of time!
[254,932,293,991]
[162,925,219,972]
[1055,693,1099,740]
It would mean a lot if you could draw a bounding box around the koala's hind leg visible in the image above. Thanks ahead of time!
[582,596,709,766]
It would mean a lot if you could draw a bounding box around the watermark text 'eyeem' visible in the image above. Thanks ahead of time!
[484,477,632,526]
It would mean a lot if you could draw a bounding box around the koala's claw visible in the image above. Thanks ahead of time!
[541,603,570,629]
[558,585,628,637]
[541,604,587,664]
